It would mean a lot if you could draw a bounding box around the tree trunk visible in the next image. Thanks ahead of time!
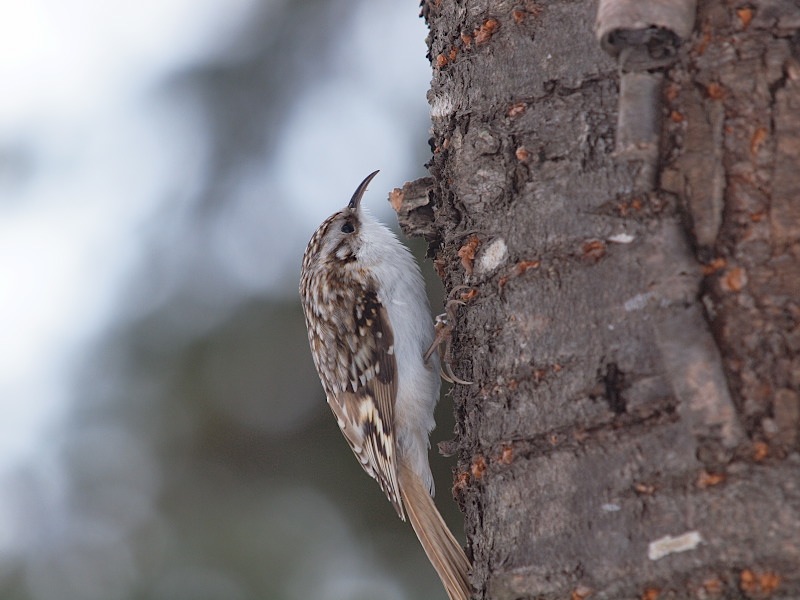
[396,1,800,598]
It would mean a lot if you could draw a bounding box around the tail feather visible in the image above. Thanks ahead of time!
[399,462,472,600]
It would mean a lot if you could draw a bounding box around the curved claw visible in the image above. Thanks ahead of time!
[441,362,473,386]
[424,285,474,385]
[447,284,471,302]
[446,299,466,310]
[424,317,446,364]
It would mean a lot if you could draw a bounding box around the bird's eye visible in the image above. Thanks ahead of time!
[341,222,355,234]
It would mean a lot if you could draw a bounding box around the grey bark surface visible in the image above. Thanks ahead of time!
[395,1,800,598]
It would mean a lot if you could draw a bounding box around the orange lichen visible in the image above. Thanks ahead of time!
[740,569,757,593]
[514,259,540,275]
[389,188,404,211]
[737,7,754,29]
[453,471,470,495]
[582,239,607,262]
[641,588,660,600]
[513,2,542,22]
[573,429,588,442]
[475,18,499,45]
[740,569,781,597]
[702,576,724,596]
[670,110,684,123]
[752,441,769,462]
[759,572,781,594]
[471,455,487,479]
[721,266,747,292]
[499,445,514,465]
[697,470,726,488]
[695,28,712,56]
[750,127,767,155]
[706,82,726,100]
[571,585,594,600]
[507,102,527,117]
[515,146,530,162]
[457,235,481,275]
[616,196,644,217]
[664,83,680,102]
[460,287,479,301]
[703,257,727,275]
[498,260,541,289]
[435,53,448,68]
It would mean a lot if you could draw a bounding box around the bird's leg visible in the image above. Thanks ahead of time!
[425,286,472,385]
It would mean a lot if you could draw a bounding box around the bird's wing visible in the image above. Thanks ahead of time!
[309,279,404,519]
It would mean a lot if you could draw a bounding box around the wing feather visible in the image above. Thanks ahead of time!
[307,277,404,519]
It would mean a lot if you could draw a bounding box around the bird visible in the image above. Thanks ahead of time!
[299,170,471,600]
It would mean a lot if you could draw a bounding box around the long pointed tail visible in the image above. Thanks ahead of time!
[399,462,472,600]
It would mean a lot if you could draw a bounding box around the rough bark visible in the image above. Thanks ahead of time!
[394,1,800,598]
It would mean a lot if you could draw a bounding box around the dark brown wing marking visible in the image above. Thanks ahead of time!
[306,274,404,519]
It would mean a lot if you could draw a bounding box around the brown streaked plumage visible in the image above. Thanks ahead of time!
[300,171,471,600]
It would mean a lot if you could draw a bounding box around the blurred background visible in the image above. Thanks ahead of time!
[0,1,463,598]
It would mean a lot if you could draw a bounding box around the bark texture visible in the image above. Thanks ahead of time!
[398,0,800,598]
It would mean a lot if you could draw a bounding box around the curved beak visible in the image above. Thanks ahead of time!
[348,170,380,210]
